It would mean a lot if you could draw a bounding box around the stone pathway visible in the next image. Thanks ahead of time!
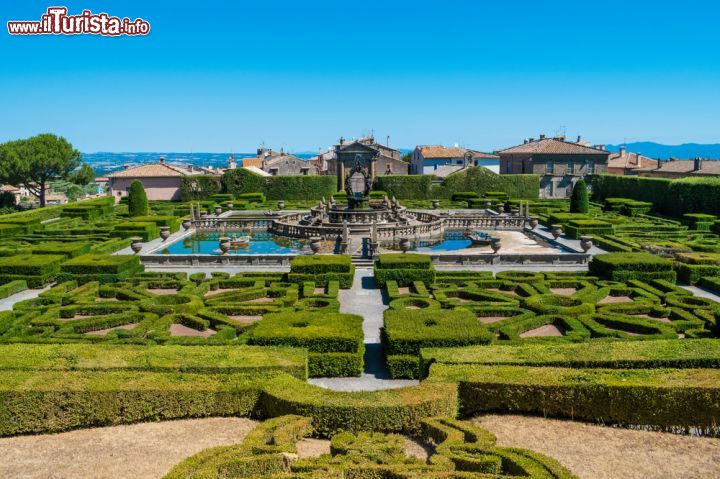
[0,287,50,311]
[308,268,418,391]
[526,224,606,255]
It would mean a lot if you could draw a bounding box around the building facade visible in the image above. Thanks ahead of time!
[411,145,499,174]
[106,158,200,202]
[636,157,720,179]
[241,148,315,176]
[498,135,609,198]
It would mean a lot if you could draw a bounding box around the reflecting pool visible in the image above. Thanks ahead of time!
[160,231,311,255]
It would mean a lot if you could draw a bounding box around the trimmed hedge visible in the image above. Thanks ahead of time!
[383,309,493,357]
[431,364,720,431]
[374,253,436,287]
[60,254,144,284]
[288,255,354,288]
[0,280,27,299]
[128,180,149,216]
[589,253,676,282]
[222,168,335,200]
[250,311,364,377]
[0,254,64,287]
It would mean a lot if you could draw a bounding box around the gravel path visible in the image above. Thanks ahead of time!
[475,414,720,479]
[0,417,257,479]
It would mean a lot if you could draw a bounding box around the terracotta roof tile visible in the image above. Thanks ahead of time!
[418,145,498,159]
[107,163,195,178]
[607,150,658,170]
[499,138,608,155]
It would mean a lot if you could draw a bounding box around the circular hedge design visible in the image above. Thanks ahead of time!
[495,271,545,282]
[524,294,595,316]
[388,297,440,310]
[138,294,204,315]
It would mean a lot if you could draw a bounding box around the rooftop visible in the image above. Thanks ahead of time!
[107,160,199,178]
[499,136,609,155]
[417,145,499,159]
[607,147,658,170]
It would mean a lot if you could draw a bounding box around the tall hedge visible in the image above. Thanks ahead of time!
[569,179,589,213]
[374,175,434,200]
[375,168,538,200]
[590,174,720,217]
[179,176,222,201]
[222,169,335,200]
[127,180,149,217]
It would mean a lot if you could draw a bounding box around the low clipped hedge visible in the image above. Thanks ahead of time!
[288,255,354,288]
[523,294,595,316]
[383,308,493,357]
[0,254,64,287]
[29,242,91,259]
[431,364,720,431]
[0,280,27,299]
[421,339,720,372]
[374,253,436,287]
[60,254,144,284]
[589,253,676,282]
[250,311,364,377]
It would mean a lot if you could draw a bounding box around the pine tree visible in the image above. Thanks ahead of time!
[128,179,149,217]
[570,179,589,213]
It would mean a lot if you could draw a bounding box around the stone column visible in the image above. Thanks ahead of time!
[338,162,345,193]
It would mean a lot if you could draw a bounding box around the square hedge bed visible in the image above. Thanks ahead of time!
[59,254,144,284]
[589,252,676,282]
[383,308,493,379]
[288,255,355,288]
[249,311,364,377]
[0,254,65,288]
[374,253,436,287]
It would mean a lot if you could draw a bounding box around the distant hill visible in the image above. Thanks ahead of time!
[606,142,720,160]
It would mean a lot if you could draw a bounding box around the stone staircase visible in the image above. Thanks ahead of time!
[351,254,374,268]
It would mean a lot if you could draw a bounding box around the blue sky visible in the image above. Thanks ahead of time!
[2,1,719,152]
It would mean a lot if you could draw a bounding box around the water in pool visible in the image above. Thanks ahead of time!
[161,231,311,255]
[413,231,474,252]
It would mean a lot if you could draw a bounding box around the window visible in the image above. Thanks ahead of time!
[567,160,573,174]
[588,161,595,174]
[546,160,554,174]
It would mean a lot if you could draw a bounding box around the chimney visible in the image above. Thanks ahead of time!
[620,146,626,155]
[159,157,165,164]
[657,159,663,170]
[576,135,582,143]
[636,153,642,168]
[523,139,529,144]
[694,156,702,171]
[539,134,546,140]
[123,164,129,170]
[528,138,534,143]
[339,136,345,145]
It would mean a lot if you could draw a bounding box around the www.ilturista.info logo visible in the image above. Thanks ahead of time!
[7,7,150,36]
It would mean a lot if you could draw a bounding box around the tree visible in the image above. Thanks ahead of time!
[0,134,81,207]
[127,179,149,216]
[69,163,96,185]
[570,179,589,213]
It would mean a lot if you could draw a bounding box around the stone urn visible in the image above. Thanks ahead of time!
[277,200,285,210]
[181,219,191,231]
[226,201,234,209]
[309,236,322,255]
[551,224,563,239]
[580,236,594,253]
[159,226,171,242]
[219,236,231,255]
[431,199,440,209]
[483,200,492,209]
[528,217,539,229]
[399,237,411,253]
[497,204,505,214]
[215,205,223,216]
[130,237,143,254]
[490,237,502,254]
[511,208,519,216]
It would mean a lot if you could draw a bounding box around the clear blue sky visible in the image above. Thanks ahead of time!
[2,1,719,153]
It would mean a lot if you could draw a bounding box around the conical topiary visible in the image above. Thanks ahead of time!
[570,179,589,213]
[128,179,149,217]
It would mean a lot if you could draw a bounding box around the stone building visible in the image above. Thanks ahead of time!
[411,145,499,174]
[606,146,658,175]
[107,158,201,202]
[498,135,609,198]
[241,148,315,176]
[334,138,409,191]
[636,157,720,179]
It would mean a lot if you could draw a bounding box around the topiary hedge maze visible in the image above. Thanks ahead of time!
[164,414,577,478]
[382,268,720,380]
